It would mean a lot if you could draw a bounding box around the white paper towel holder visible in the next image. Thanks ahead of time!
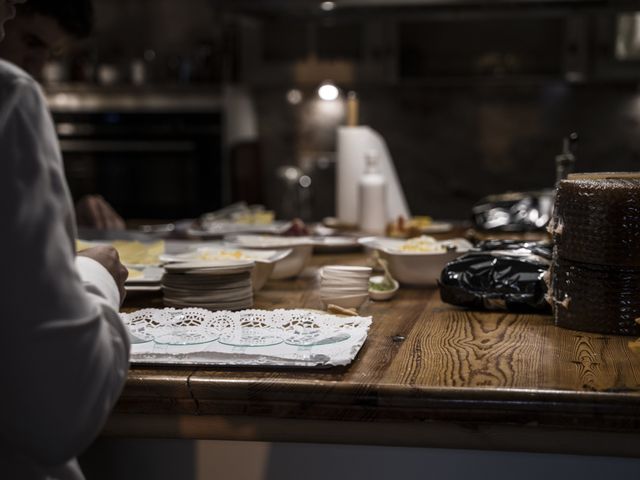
[336,125,411,227]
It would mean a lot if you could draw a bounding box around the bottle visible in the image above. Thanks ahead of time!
[555,132,578,187]
[346,91,359,127]
[358,149,388,235]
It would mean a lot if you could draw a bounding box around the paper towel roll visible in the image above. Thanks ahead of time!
[336,126,410,225]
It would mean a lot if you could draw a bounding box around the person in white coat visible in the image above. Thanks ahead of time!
[0,0,127,231]
[0,1,131,478]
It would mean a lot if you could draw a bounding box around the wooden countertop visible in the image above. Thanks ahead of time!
[110,252,640,456]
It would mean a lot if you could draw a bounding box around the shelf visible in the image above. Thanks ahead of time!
[44,85,223,113]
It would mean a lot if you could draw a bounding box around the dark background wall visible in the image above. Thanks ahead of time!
[253,82,640,220]
[57,1,640,221]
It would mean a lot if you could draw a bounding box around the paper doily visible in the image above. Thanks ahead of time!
[122,308,370,347]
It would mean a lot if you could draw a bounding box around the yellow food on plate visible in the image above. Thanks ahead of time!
[75,239,94,251]
[75,239,165,266]
[127,268,144,280]
[396,235,444,253]
[232,211,275,225]
[411,216,434,229]
[386,215,433,238]
[195,249,252,261]
[112,240,165,266]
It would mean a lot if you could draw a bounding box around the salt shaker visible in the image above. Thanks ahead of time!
[358,149,388,235]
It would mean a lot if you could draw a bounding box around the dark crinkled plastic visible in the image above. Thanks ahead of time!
[439,241,552,312]
[471,190,555,232]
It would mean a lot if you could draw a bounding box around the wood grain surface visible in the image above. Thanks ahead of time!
[113,252,640,452]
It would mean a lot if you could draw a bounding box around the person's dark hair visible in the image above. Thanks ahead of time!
[22,0,94,39]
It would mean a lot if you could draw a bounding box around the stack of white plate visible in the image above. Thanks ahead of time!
[162,260,254,311]
[319,265,372,309]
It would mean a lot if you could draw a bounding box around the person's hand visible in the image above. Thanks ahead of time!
[75,195,126,231]
[78,246,128,302]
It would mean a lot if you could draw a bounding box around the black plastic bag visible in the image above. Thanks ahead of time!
[439,241,552,312]
[471,190,555,232]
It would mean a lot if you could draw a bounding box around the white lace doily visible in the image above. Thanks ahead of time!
[121,308,372,368]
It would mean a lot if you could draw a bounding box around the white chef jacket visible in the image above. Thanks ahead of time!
[0,60,130,480]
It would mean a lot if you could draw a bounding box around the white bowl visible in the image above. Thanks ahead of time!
[321,287,369,296]
[269,245,313,279]
[225,235,314,280]
[359,236,473,286]
[320,293,369,310]
[322,265,372,275]
[368,276,399,301]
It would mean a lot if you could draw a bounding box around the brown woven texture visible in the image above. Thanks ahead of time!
[553,257,640,336]
[554,178,640,267]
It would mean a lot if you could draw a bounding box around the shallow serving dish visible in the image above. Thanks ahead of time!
[159,246,291,292]
[224,235,314,280]
[359,236,473,286]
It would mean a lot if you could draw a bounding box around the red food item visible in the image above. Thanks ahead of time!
[284,218,310,236]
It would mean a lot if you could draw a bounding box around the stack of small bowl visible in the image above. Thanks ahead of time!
[319,265,372,310]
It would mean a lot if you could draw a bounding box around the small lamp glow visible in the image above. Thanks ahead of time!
[286,89,303,105]
[318,82,339,101]
[299,175,312,188]
[320,2,336,11]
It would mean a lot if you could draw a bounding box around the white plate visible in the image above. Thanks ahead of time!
[187,221,291,238]
[227,235,314,248]
[164,260,255,274]
[125,285,163,293]
[321,267,372,279]
[159,246,290,265]
[322,265,372,273]
[164,299,254,310]
[126,266,164,285]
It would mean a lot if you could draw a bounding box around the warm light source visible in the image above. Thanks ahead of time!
[299,175,312,188]
[320,1,336,11]
[318,82,339,101]
[286,89,303,105]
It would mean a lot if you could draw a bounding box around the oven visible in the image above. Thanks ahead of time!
[49,91,225,220]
